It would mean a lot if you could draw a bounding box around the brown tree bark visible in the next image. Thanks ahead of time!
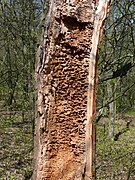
[34,0,112,179]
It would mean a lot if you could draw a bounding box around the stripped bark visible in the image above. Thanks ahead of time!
[34,0,112,179]
[86,1,112,178]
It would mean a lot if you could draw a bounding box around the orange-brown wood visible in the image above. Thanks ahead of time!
[34,0,113,179]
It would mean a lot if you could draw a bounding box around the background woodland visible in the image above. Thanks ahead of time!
[0,0,135,179]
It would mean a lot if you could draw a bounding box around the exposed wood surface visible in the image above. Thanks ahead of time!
[34,0,112,179]
[86,0,112,179]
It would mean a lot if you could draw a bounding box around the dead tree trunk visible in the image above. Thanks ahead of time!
[34,0,112,179]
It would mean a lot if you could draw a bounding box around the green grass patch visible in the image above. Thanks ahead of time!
[0,114,33,180]
[96,117,135,179]
[125,109,135,116]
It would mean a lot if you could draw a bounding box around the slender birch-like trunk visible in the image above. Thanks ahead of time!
[34,0,112,179]
[107,80,116,141]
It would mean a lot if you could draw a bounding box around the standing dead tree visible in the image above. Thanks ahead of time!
[34,0,112,179]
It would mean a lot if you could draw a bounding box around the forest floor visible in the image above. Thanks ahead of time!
[96,113,135,179]
[0,109,135,179]
[0,110,33,180]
